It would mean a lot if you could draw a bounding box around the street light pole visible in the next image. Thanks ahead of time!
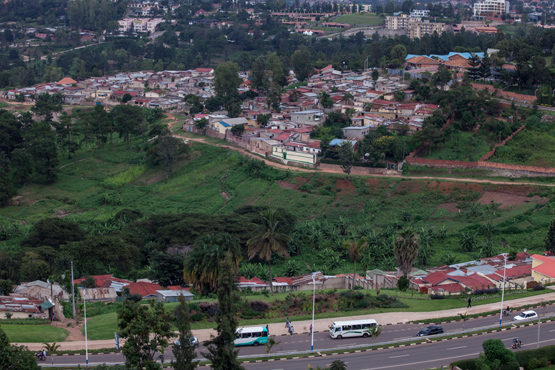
[84,294,88,367]
[499,253,507,325]
[310,273,315,352]
[71,261,76,324]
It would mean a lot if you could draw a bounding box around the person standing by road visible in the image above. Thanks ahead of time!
[309,324,313,335]
[467,297,472,308]
[266,324,269,335]
[285,317,290,328]
[289,324,294,336]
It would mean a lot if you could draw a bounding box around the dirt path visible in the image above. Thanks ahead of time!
[50,319,86,341]
[174,133,555,187]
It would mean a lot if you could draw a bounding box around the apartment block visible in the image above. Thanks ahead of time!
[408,20,444,39]
[386,14,420,30]
[473,0,509,16]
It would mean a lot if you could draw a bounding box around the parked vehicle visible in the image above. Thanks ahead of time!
[513,310,538,321]
[416,325,444,337]
[175,336,199,348]
[235,326,269,346]
[329,319,378,339]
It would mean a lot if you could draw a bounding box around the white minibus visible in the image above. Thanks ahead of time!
[329,319,378,339]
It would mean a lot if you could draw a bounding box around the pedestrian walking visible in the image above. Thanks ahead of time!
[266,324,269,335]
[309,324,313,335]
[289,325,294,336]
[285,317,290,328]
[467,297,472,308]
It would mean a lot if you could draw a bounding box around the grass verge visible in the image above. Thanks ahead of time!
[4,324,68,343]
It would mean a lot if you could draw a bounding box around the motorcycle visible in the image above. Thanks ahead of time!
[35,353,46,361]
[503,309,512,316]
[511,340,523,349]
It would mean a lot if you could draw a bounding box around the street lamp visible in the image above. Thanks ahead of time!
[535,88,539,98]
[310,272,316,352]
[499,252,507,325]
[84,292,89,367]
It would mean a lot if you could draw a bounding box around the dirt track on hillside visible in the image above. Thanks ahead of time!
[165,114,555,187]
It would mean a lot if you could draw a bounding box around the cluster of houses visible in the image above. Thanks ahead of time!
[2,61,445,166]
[238,253,555,295]
[2,253,554,320]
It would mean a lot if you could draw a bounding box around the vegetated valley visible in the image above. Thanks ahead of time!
[1,137,554,287]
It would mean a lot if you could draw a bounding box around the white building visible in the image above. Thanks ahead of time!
[473,0,509,16]
[410,9,430,17]
[118,18,164,33]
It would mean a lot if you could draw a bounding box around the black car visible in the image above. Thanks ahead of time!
[416,325,444,337]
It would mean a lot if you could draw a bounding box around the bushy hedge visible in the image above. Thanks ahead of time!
[451,358,477,370]
[319,158,387,168]
[453,345,555,370]
[0,318,50,325]
[473,287,499,295]
[514,345,555,368]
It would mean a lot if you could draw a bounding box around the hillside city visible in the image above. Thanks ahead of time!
[3,0,555,369]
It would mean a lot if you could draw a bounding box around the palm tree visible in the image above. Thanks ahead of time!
[343,238,368,289]
[394,227,420,278]
[460,231,478,252]
[183,233,241,292]
[247,208,292,295]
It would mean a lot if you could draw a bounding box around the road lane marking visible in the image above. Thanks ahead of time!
[447,346,467,350]
[389,354,409,358]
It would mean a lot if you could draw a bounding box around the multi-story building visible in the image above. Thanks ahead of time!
[386,14,419,30]
[473,0,509,16]
[408,20,445,38]
[118,18,163,33]
[410,9,430,17]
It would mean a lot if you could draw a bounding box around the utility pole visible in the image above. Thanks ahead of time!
[71,261,76,324]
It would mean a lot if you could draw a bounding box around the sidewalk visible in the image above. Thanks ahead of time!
[15,291,555,351]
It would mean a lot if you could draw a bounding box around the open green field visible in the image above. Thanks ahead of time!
[334,13,385,25]
[2,324,68,343]
[81,288,553,340]
[489,124,555,168]
[422,131,492,162]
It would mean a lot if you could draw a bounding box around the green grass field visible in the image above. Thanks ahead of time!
[489,124,555,168]
[334,13,385,25]
[3,324,68,343]
[423,131,492,162]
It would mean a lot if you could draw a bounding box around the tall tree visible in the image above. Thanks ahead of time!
[172,298,198,370]
[111,105,144,145]
[184,233,242,292]
[467,54,481,80]
[214,61,242,115]
[291,47,313,82]
[394,227,419,288]
[343,238,368,289]
[479,54,492,81]
[339,140,354,179]
[30,138,58,183]
[247,208,292,295]
[203,255,244,370]
[118,300,174,370]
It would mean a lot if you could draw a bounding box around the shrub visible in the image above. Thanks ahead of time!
[473,287,499,295]
[430,294,445,300]
[198,302,219,316]
[533,284,545,291]
[451,358,477,370]
[190,312,204,322]
[250,300,271,312]
[527,357,548,370]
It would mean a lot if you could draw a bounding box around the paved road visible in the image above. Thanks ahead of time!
[38,306,552,367]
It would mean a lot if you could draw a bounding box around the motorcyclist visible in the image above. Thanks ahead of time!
[512,337,522,348]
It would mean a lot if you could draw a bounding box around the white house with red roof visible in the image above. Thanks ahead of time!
[532,254,555,283]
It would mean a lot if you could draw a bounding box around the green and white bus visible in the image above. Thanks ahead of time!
[234,326,269,346]
[329,319,378,339]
